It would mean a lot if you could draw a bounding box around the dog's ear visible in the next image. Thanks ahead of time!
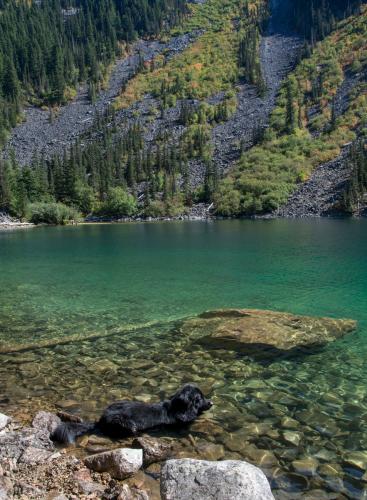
[171,397,197,423]
[169,386,199,423]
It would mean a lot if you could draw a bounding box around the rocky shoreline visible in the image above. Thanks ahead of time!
[0,213,34,230]
[1,207,366,231]
[0,411,274,500]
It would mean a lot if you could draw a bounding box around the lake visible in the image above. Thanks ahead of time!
[0,219,366,498]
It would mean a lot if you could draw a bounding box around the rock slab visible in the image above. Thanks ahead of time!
[84,448,143,480]
[184,309,357,357]
[160,459,275,500]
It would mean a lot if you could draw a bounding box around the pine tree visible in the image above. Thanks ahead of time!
[285,78,296,133]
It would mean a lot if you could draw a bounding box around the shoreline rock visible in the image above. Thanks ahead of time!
[0,410,282,499]
[160,459,275,500]
[0,213,34,230]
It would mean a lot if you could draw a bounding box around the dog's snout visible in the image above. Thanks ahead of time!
[207,400,213,408]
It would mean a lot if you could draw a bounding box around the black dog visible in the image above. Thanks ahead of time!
[52,384,213,444]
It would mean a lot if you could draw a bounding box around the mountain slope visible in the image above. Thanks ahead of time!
[1,0,366,221]
[214,5,367,217]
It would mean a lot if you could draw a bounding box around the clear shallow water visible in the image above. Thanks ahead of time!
[0,220,367,498]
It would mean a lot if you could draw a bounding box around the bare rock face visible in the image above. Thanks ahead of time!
[183,309,357,358]
[132,437,173,465]
[84,448,143,480]
[160,459,275,500]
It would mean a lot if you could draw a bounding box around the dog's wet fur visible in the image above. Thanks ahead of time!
[51,384,213,444]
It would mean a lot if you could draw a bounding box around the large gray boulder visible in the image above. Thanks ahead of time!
[84,448,143,480]
[160,459,275,500]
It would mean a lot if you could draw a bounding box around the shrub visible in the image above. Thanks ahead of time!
[144,200,166,217]
[27,202,81,225]
[97,187,137,217]
[144,197,187,218]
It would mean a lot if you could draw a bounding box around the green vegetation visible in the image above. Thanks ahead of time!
[116,0,268,108]
[340,141,367,213]
[214,6,367,216]
[0,106,215,220]
[0,0,187,145]
[97,187,137,217]
[2,0,365,222]
[291,0,363,41]
[0,0,269,222]
[27,202,80,225]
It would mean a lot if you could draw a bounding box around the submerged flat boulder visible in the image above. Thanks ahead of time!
[183,309,356,358]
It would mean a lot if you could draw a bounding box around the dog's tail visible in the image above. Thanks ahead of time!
[51,421,96,444]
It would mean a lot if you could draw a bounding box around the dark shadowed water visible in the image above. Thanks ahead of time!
[0,219,366,498]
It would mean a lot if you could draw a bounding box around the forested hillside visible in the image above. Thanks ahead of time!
[0,0,269,221]
[0,0,186,142]
[0,0,366,223]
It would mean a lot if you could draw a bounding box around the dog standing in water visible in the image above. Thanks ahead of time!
[52,384,213,444]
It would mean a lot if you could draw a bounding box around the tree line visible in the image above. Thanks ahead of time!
[0,102,220,220]
[290,0,364,42]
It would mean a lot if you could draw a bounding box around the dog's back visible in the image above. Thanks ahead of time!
[98,400,170,437]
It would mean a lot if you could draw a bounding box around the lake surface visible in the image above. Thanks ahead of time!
[0,219,366,498]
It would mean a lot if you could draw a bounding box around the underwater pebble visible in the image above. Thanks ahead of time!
[283,431,302,447]
[343,451,367,471]
[292,457,319,477]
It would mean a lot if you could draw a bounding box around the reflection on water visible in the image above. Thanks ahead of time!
[1,220,367,499]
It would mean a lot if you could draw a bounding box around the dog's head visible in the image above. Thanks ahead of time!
[168,384,213,423]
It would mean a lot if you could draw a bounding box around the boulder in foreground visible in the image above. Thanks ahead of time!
[160,459,275,500]
[183,309,357,358]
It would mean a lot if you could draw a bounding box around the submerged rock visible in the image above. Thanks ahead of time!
[183,309,356,358]
[84,448,143,480]
[160,459,275,500]
[282,431,302,447]
[132,436,172,465]
[292,457,319,477]
[343,451,367,471]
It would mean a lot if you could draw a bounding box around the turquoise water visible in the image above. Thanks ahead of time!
[0,219,367,498]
